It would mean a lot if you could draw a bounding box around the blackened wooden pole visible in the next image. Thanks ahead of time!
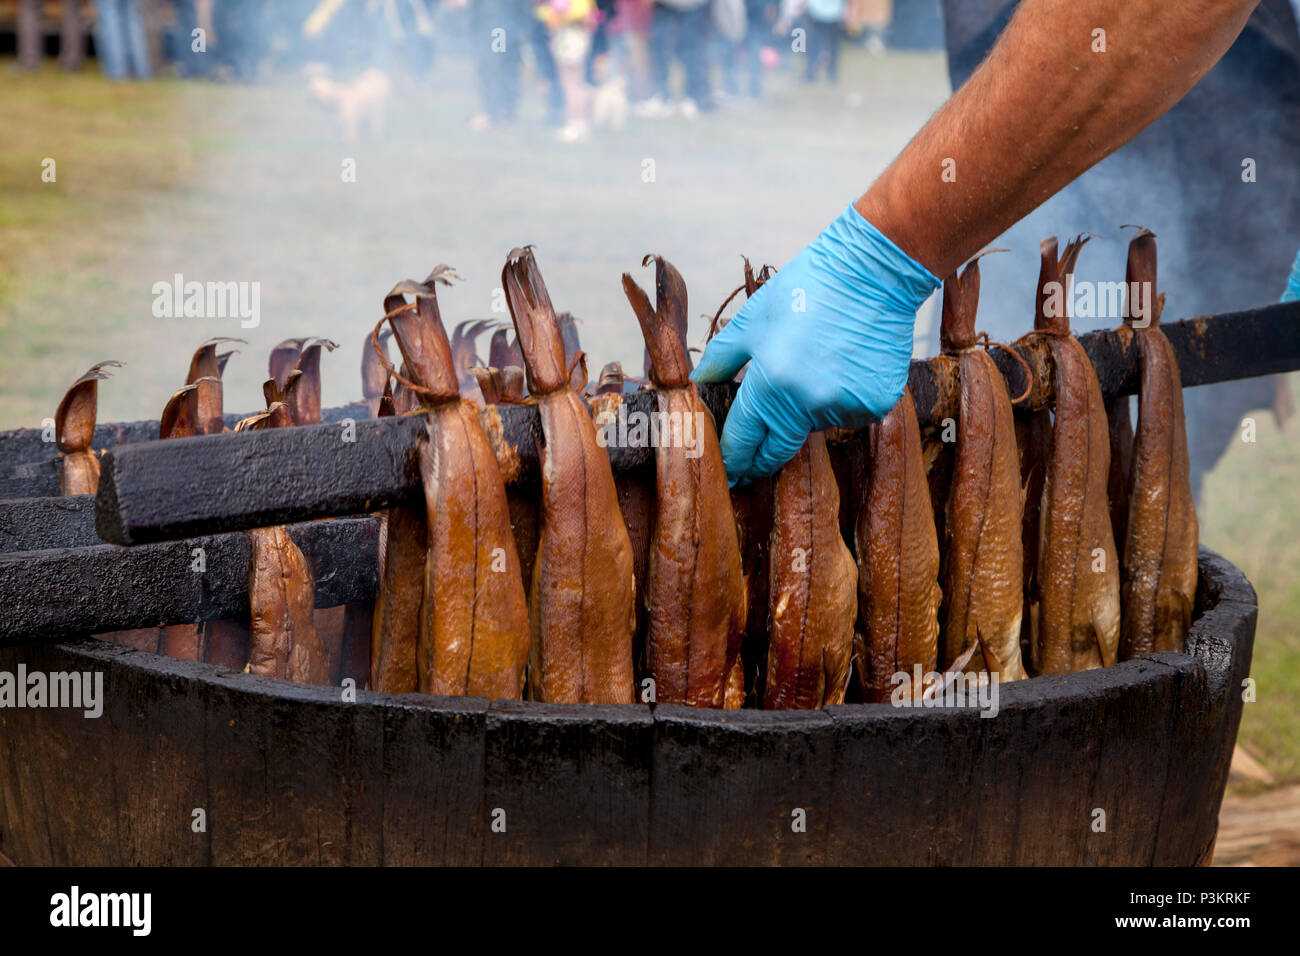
[94,302,1300,545]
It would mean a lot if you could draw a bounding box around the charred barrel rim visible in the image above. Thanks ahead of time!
[52,549,1249,719]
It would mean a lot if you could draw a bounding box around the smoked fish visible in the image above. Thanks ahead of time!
[855,387,941,701]
[242,406,331,684]
[1119,229,1198,657]
[55,361,121,496]
[186,337,243,435]
[503,247,636,704]
[765,432,856,710]
[940,257,1026,681]
[1033,236,1121,673]
[623,254,746,708]
[387,270,531,699]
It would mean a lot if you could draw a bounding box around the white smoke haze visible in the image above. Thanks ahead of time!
[5,36,951,429]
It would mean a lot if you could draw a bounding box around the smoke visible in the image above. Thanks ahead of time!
[95,4,951,426]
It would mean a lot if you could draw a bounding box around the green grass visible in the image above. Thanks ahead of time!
[1,52,1296,788]
[1200,398,1300,785]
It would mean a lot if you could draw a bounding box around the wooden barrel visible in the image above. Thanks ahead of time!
[0,548,1254,866]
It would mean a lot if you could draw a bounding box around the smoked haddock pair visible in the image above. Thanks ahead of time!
[1021,229,1197,668]
[369,268,531,700]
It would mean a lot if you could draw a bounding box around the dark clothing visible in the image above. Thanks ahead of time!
[471,0,524,122]
[587,0,618,84]
[169,0,211,76]
[802,16,840,82]
[469,0,563,125]
[651,3,714,107]
[17,0,87,71]
[212,0,264,79]
[940,0,1300,501]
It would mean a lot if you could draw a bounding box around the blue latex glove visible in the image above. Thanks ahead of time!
[691,203,939,484]
[1283,246,1300,302]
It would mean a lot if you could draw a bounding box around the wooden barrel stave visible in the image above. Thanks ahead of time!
[0,548,1256,866]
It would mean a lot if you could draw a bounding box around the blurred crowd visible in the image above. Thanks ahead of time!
[9,0,915,141]
[461,0,898,141]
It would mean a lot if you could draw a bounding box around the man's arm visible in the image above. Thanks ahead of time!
[857,0,1258,278]
[694,0,1259,483]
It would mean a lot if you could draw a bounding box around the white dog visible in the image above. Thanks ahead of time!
[590,52,629,132]
[306,67,393,143]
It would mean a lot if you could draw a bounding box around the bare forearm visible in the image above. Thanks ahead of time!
[856,0,1257,277]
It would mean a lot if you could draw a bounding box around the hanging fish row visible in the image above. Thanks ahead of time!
[54,230,1197,709]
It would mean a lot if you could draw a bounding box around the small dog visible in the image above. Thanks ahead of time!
[590,54,628,132]
[306,67,392,143]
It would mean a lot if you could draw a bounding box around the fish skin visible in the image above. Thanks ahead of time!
[1036,333,1121,672]
[939,259,1026,681]
[527,388,637,703]
[623,257,746,708]
[1118,229,1198,657]
[247,524,330,684]
[60,453,100,497]
[363,328,393,416]
[55,362,119,496]
[381,271,531,698]
[1027,235,1121,674]
[163,624,205,662]
[1106,394,1135,552]
[1121,329,1198,657]
[115,629,163,652]
[856,388,941,702]
[765,432,857,710]
[289,338,338,427]
[419,402,531,698]
[943,347,1026,680]
[205,620,251,672]
[369,502,425,693]
[1016,410,1051,671]
[504,248,636,704]
[232,403,329,683]
[269,339,305,392]
[186,337,243,435]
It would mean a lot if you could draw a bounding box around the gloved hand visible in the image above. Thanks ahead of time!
[691,203,939,484]
[1283,246,1300,302]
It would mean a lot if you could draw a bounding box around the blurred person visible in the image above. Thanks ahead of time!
[168,0,213,76]
[456,0,527,129]
[801,0,844,82]
[302,0,429,73]
[609,0,653,101]
[452,0,565,130]
[640,0,714,115]
[713,0,746,98]
[722,0,769,97]
[17,0,88,71]
[94,0,154,79]
[845,0,888,53]
[212,0,267,79]
[529,3,568,125]
[586,0,617,83]
[537,0,600,141]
